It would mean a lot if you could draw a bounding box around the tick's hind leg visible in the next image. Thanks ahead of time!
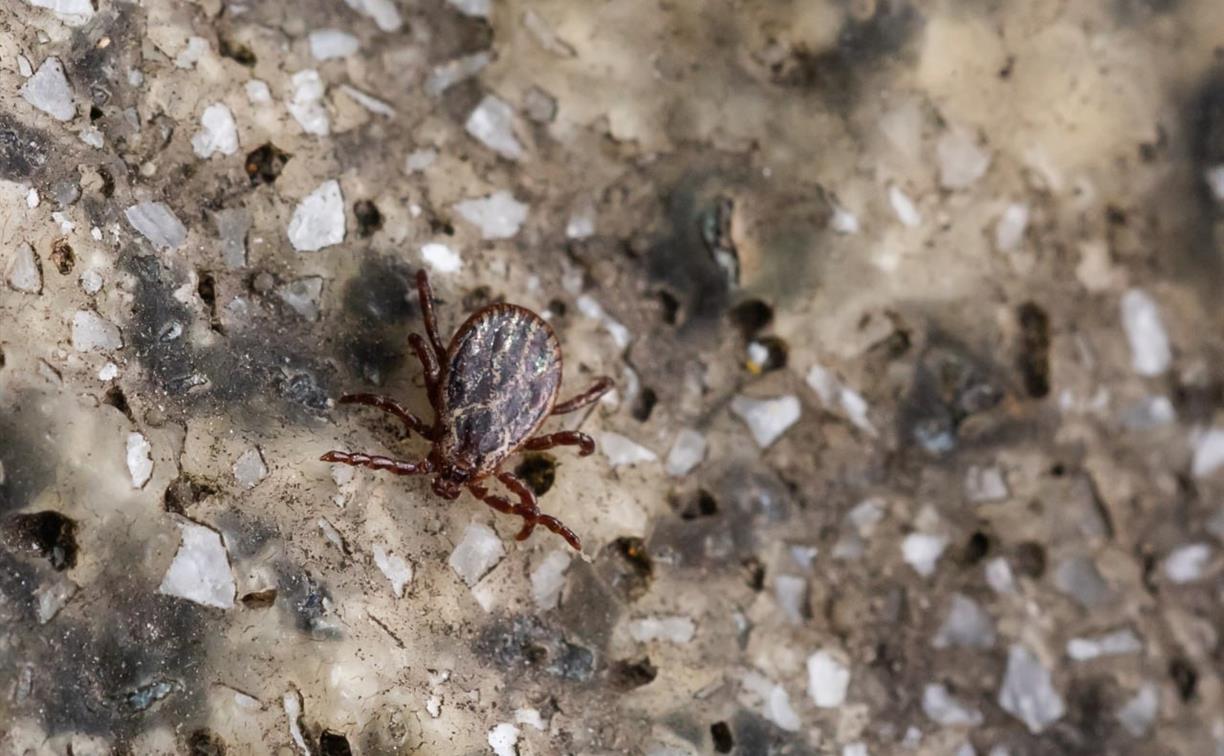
[552,376,613,415]
[337,393,437,440]
[523,430,596,456]
[320,451,432,476]
[469,475,582,551]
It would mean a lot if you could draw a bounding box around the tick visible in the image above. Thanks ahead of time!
[321,270,612,550]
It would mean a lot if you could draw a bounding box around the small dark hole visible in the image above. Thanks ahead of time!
[0,511,79,570]
[671,488,720,520]
[103,386,134,422]
[0,345,6,368]
[163,474,220,514]
[729,299,773,337]
[463,286,497,311]
[187,729,227,756]
[1105,205,1128,226]
[1169,658,1198,701]
[742,556,765,591]
[710,722,734,753]
[245,143,291,185]
[50,238,75,275]
[353,200,383,238]
[1016,302,1051,398]
[960,530,991,566]
[604,537,653,602]
[632,387,657,422]
[89,105,103,122]
[548,299,567,318]
[197,271,223,332]
[1014,541,1046,578]
[218,37,257,66]
[318,731,353,756]
[1050,463,1066,477]
[524,644,549,665]
[514,455,556,497]
[748,336,789,373]
[429,218,455,236]
[656,290,680,324]
[241,589,277,609]
[607,657,658,690]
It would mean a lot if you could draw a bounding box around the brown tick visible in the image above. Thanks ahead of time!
[322,270,612,550]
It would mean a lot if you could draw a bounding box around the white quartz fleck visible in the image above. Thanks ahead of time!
[487,723,519,756]
[923,683,983,726]
[740,671,800,732]
[453,190,528,239]
[420,242,462,273]
[318,518,345,553]
[98,362,119,381]
[287,70,330,137]
[806,365,875,436]
[288,180,345,252]
[174,37,210,68]
[937,127,992,189]
[344,0,402,31]
[405,149,437,173]
[340,85,395,117]
[995,203,1029,252]
[426,52,491,96]
[1164,542,1211,583]
[523,9,576,57]
[665,429,706,477]
[730,394,801,448]
[1067,628,1142,661]
[515,708,546,731]
[1054,556,1114,608]
[6,243,42,294]
[530,550,571,609]
[600,431,658,467]
[245,80,272,104]
[26,187,39,208]
[965,465,1008,503]
[21,57,75,121]
[830,201,860,234]
[72,309,122,352]
[25,0,95,25]
[575,295,632,349]
[1120,288,1171,376]
[889,185,921,227]
[159,521,236,609]
[309,29,359,60]
[465,96,525,160]
[985,557,1016,594]
[448,523,505,587]
[191,103,239,159]
[902,532,947,577]
[80,269,103,294]
[448,0,491,18]
[774,574,807,623]
[126,432,153,489]
[125,202,187,250]
[35,578,78,624]
[1116,684,1158,737]
[629,615,696,644]
[1192,428,1224,478]
[277,277,325,321]
[998,645,1065,734]
[807,650,851,708]
[932,593,995,649]
[373,544,413,598]
[566,203,596,239]
[17,54,33,77]
[233,447,268,489]
[283,688,310,755]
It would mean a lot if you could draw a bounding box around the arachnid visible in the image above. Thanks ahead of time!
[322,270,612,550]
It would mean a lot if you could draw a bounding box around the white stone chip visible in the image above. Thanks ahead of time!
[233,447,268,489]
[923,683,983,726]
[1067,628,1143,661]
[340,85,395,117]
[17,55,33,77]
[174,37,210,68]
[465,96,525,160]
[98,362,119,381]
[214,208,251,269]
[807,650,851,708]
[1116,684,1158,737]
[191,103,239,159]
[1164,542,1211,583]
[159,521,236,609]
[453,190,528,239]
[995,203,1029,252]
[448,0,491,17]
[740,671,800,732]
[309,29,359,60]
[902,532,947,577]
[72,309,122,352]
[80,269,103,294]
[25,0,95,25]
[125,202,187,250]
[283,688,310,755]
[245,80,272,104]
[1192,428,1224,478]
[426,52,491,96]
[932,593,995,649]
[830,202,860,234]
[889,185,921,227]
[515,708,546,731]
[530,550,571,609]
[565,204,596,239]
[405,149,437,172]
[277,277,325,321]
[965,465,1008,502]
[985,557,1016,594]
[998,645,1065,734]
[774,574,807,623]
[344,0,403,31]
[21,57,75,121]
[937,127,992,189]
[806,365,876,436]
[600,431,657,467]
[288,180,345,252]
[628,616,696,644]
[665,429,706,477]
[1120,288,1171,376]
[523,9,576,57]
[287,70,330,137]
[730,394,801,448]
[575,295,631,349]
[448,523,505,587]
[126,432,153,489]
[26,188,39,208]
[373,545,413,598]
[6,243,42,294]
[488,723,519,756]
[420,242,462,273]
[35,578,78,623]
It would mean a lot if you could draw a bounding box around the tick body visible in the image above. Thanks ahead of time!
[322,270,612,550]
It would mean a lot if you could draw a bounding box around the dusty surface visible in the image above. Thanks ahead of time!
[3,0,1224,754]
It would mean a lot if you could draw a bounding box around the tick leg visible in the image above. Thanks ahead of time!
[416,270,447,360]
[522,430,596,457]
[498,472,582,551]
[337,393,436,440]
[409,333,443,421]
[320,451,432,476]
[551,376,614,415]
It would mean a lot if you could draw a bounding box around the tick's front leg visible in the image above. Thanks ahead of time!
[552,376,613,415]
[409,333,443,420]
[522,430,596,456]
[337,393,437,440]
[320,451,432,476]
[415,270,447,360]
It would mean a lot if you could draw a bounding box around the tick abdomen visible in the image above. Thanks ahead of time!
[443,304,562,465]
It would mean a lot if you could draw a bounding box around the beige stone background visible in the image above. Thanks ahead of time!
[2,0,1224,753]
